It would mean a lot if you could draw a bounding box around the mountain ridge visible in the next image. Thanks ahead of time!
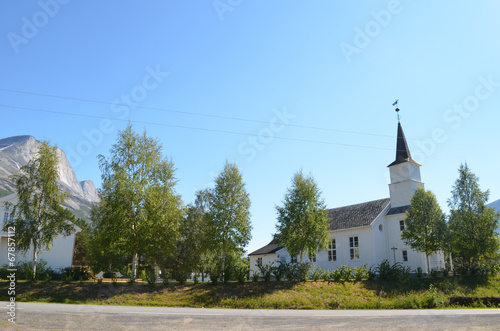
[0,135,99,220]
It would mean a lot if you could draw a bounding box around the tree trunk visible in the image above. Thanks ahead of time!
[426,252,430,276]
[154,262,159,281]
[32,241,38,281]
[222,249,226,282]
[300,251,303,264]
[131,252,138,281]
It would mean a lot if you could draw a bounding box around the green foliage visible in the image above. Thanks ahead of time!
[168,190,211,285]
[271,262,286,282]
[95,124,183,279]
[321,269,331,282]
[257,263,274,282]
[3,141,76,280]
[206,161,252,275]
[367,265,377,281]
[312,266,324,282]
[416,267,423,278]
[275,171,330,263]
[339,265,353,282]
[448,163,500,274]
[354,264,368,281]
[375,260,404,281]
[330,268,342,282]
[296,262,311,282]
[234,264,248,284]
[402,187,447,274]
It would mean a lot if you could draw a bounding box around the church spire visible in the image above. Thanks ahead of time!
[388,107,419,167]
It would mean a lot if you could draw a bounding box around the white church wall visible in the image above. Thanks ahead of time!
[0,194,78,271]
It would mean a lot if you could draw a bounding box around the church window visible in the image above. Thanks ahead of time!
[257,257,262,267]
[291,256,297,264]
[402,250,408,262]
[3,212,10,223]
[399,220,405,231]
[349,236,359,260]
[328,239,337,261]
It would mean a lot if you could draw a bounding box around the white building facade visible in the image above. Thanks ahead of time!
[0,193,79,270]
[249,121,446,276]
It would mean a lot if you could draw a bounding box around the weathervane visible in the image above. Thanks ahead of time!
[392,99,400,122]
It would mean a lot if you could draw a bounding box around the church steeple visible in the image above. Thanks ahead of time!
[388,122,420,167]
[387,107,424,208]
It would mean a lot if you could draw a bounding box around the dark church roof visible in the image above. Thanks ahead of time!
[248,238,282,256]
[387,205,411,215]
[328,198,391,230]
[388,122,420,167]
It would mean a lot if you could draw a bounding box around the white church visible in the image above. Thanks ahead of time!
[249,119,446,276]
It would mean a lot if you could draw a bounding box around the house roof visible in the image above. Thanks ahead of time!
[248,238,282,256]
[328,198,391,230]
[388,122,420,167]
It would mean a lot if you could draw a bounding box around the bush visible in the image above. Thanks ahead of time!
[331,268,342,282]
[376,260,403,281]
[312,267,323,282]
[339,265,353,282]
[257,263,274,282]
[252,272,259,282]
[234,265,248,283]
[272,262,286,282]
[416,267,423,278]
[367,265,377,280]
[17,260,49,281]
[284,262,297,281]
[296,262,311,282]
[321,269,331,282]
[353,264,368,281]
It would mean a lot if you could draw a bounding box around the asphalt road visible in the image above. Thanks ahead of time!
[1,302,499,330]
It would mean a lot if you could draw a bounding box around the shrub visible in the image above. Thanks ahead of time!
[339,265,353,282]
[367,265,377,280]
[257,263,274,282]
[296,262,311,282]
[272,262,286,282]
[376,260,403,281]
[331,268,342,282]
[312,267,323,282]
[416,267,423,278]
[284,262,297,281]
[234,265,248,284]
[354,264,368,281]
[321,269,331,282]
[252,272,259,282]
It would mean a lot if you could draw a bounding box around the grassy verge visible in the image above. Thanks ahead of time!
[3,276,499,309]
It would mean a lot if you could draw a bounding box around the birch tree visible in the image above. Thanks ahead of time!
[402,186,447,274]
[3,141,75,280]
[206,161,251,279]
[448,163,500,273]
[275,170,330,263]
[96,124,183,280]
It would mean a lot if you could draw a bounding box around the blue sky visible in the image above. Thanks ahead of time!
[1,1,500,254]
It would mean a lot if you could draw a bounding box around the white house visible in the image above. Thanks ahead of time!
[0,193,80,270]
[249,120,446,276]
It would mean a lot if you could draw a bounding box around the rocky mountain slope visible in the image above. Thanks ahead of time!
[0,135,99,220]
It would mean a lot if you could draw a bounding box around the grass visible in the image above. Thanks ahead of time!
[2,276,499,309]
